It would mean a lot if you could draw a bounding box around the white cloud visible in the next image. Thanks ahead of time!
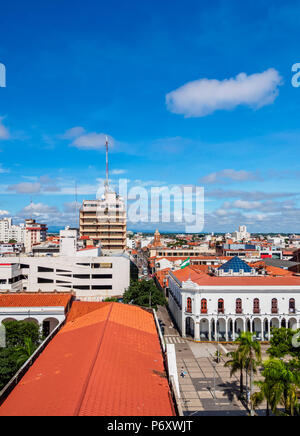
[111,169,126,175]
[61,126,86,139]
[18,203,60,222]
[230,200,262,210]
[71,133,114,150]
[201,169,260,184]
[0,118,10,140]
[7,182,42,194]
[0,210,9,216]
[166,68,283,117]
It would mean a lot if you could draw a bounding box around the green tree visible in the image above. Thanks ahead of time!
[4,321,41,348]
[225,350,245,396]
[123,280,167,309]
[0,321,42,391]
[0,348,19,390]
[104,297,119,303]
[234,332,262,413]
[252,358,300,416]
[268,327,300,359]
[14,337,37,367]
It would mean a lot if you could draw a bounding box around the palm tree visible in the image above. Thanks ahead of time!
[235,332,262,414]
[252,377,282,416]
[225,350,245,396]
[278,359,300,416]
[252,358,300,416]
[14,337,37,366]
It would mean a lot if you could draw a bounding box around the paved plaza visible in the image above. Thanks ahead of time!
[176,341,248,416]
[157,306,268,416]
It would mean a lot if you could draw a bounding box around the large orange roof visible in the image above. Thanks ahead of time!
[0,302,175,417]
[0,293,72,309]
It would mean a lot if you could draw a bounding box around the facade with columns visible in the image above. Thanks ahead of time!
[168,269,300,342]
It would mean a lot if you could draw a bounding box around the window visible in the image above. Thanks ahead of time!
[201,299,207,314]
[253,298,260,314]
[38,267,54,273]
[218,299,224,314]
[91,285,113,290]
[289,298,296,314]
[73,274,90,279]
[272,298,278,314]
[73,286,90,290]
[92,274,112,279]
[187,298,192,313]
[236,299,242,314]
[38,278,54,284]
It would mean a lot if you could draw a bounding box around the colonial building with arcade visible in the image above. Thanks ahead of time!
[168,257,300,342]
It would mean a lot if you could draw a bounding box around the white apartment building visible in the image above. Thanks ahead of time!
[0,228,130,301]
[0,218,25,244]
[25,219,47,253]
[168,257,300,342]
[231,225,251,242]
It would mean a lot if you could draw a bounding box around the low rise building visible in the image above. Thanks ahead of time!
[0,228,130,301]
[0,293,72,336]
[168,257,300,342]
[0,218,25,244]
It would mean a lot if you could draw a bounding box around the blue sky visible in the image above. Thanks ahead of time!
[0,0,300,232]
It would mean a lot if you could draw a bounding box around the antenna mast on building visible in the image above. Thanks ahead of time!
[105,136,109,193]
[75,181,79,230]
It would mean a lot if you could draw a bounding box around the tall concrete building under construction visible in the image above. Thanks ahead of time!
[79,138,127,252]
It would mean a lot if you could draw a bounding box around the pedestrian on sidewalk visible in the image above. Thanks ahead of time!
[180,368,186,378]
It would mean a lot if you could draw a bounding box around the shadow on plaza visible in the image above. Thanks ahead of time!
[217,380,242,402]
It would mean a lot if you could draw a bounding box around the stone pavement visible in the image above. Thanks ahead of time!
[156,306,268,416]
[175,342,248,416]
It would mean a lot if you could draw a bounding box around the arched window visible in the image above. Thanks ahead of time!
[218,299,224,314]
[236,299,242,314]
[289,298,296,314]
[201,299,207,314]
[272,298,278,314]
[187,297,192,313]
[253,298,260,314]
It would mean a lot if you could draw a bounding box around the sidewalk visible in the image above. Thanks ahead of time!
[176,342,248,416]
[157,306,268,416]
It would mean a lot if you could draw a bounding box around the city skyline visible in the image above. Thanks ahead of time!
[0,0,300,232]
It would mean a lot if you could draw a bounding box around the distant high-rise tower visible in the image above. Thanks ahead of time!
[79,137,127,252]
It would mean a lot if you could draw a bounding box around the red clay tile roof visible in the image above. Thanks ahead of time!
[170,268,300,286]
[250,261,294,277]
[0,302,175,417]
[0,293,72,309]
[171,266,206,283]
